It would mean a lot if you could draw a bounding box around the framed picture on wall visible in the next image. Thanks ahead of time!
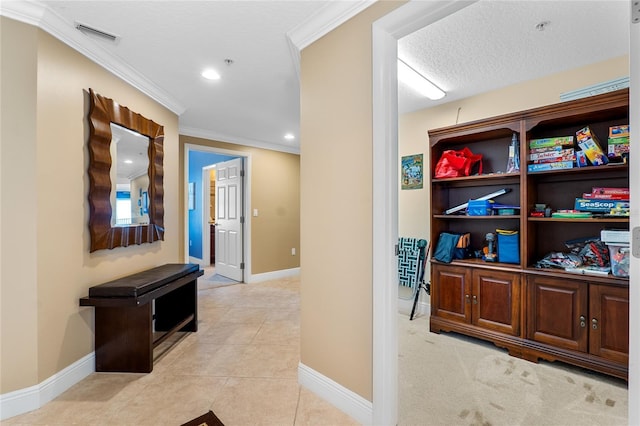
[401,154,423,190]
[188,182,196,210]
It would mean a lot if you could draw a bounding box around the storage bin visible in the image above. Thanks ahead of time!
[467,199,493,216]
[608,243,630,277]
[600,229,630,244]
[497,229,519,264]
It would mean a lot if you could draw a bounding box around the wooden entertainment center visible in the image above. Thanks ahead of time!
[428,89,629,380]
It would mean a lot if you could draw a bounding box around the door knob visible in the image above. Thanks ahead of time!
[592,318,598,330]
[579,315,586,328]
[472,295,478,304]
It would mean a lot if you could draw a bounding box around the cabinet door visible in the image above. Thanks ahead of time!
[589,285,629,364]
[472,269,520,336]
[526,276,588,352]
[431,264,472,323]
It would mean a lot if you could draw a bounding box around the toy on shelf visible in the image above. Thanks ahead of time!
[482,233,497,262]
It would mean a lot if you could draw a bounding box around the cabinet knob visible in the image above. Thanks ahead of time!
[465,294,470,303]
[472,295,478,304]
[579,315,586,328]
[592,318,598,330]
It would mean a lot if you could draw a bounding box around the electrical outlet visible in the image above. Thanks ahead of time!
[291,248,296,256]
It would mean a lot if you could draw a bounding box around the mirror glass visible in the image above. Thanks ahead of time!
[110,123,150,226]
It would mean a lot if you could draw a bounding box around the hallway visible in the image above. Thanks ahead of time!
[5,274,628,425]
[5,275,357,425]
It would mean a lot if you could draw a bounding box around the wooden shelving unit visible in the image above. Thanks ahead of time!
[428,89,629,380]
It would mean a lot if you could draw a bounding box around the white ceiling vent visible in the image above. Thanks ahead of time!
[560,77,629,102]
[75,22,119,43]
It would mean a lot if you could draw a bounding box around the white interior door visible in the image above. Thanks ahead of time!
[215,158,244,281]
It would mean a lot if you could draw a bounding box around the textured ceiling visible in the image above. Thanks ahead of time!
[398,1,630,114]
[2,1,631,152]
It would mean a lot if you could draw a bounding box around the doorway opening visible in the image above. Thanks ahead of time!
[184,144,252,281]
[373,1,638,424]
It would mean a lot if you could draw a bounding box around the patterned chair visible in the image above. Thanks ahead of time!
[398,238,431,320]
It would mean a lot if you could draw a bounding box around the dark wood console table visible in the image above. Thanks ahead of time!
[80,263,203,373]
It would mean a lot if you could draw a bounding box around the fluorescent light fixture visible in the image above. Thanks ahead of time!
[284,133,295,141]
[397,59,445,100]
[201,69,221,80]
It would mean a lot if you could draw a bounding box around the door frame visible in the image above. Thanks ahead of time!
[372,1,637,424]
[184,143,252,280]
[371,3,476,423]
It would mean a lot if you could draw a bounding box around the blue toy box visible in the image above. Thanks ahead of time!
[467,200,493,216]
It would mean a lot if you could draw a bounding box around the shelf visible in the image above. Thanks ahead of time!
[429,89,630,381]
[431,257,522,272]
[528,217,629,223]
[526,164,627,180]
[432,172,520,187]
[435,214,520,220]
[524,267,629,286]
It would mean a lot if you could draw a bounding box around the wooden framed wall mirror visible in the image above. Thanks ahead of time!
[87,88,164,252]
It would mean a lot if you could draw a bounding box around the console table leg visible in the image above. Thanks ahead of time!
[94,304,153,373]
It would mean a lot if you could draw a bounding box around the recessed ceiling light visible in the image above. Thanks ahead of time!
[124,159,133,164]
[284,133,295,141]
[201,69,221,80]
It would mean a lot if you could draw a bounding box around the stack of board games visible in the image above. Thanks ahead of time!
[527,136,575,172]
[608,125,629,158]
[574,187,629,216]
[576,126,608,166]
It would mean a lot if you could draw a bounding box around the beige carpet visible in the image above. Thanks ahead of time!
[399,313,628,426]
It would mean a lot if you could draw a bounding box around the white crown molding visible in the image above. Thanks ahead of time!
[0,0,186,115]
[287,1,377,51]
[0,0,45,26]
[180,125,300,155]
[286,1,376,80]
[286,34,302,81]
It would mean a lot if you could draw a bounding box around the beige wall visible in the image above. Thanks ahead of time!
[180,135,300,274]
[1,18,180,393]
[1,17,40,394]
[399,55,629,238]
[300,1,627,401]
[299,1,404,401]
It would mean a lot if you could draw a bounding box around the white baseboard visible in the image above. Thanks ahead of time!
[246,267,299,283]
[397,297,430,318]
[298,362,373,425]
[1,352,95,420]
[189,256,206,266]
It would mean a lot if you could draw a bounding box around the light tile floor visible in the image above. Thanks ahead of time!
[5,272,629,426]
[5,272,359,426]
